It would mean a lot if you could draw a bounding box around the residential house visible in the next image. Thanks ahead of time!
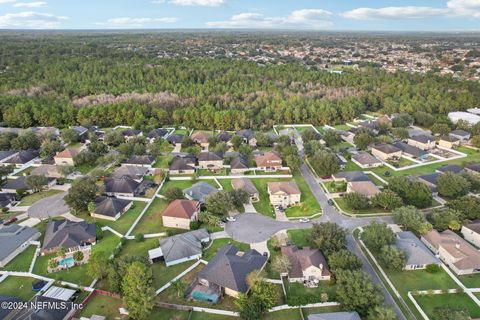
[71,126,88,141]
[417,173,440,194]
[393,141,428,160]
[422,229,480,275]
[167,133,184,145]
[231,178,259,202]
[267,181,301,207]
[91,196,133,221]
[395,231,440,270]
[0,151,18,165]
[332,171,371,183]
[464,163,480,176]
[435,164,463,174]
[0,193,16,209]
[351,152,382,169]
[407,135,436,150]
[197,152,224,171]
[371,143,402,161]
[0,224,40,267]
[217,131,231,143]
[346,181,380,198]
[54,148,81,166]
[169,156,196,175]
[6,295,75,320]
[461,221,480,248]
[110,165,148,182]
[162,199,200,230]
[438,135,460,149]
[255,151,283,172]
[184,182,218,203]
[191,131,211,149]
[146,128,168,143]
[148,229,209,266]
[122,155,155,168]
[281,245,331,282]
[235,129,257,147]
[307,312,361,320]
[121,129,142,141]
[195,244,268,298]
[450,129,471,142]
[3,150,39,168]
[230,155,249,174]
[103,176,141,197]
[41,219,96,255]
[31,164,65,179]
[1,176,56,194]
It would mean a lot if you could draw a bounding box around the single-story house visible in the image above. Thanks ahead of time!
[0,150,18,165]
[191,131,211,149]
[1,176,56,194]
[91,196,133,221]
[0,193,16,209]
[148,229,209,266]
[103,176,141,197]
[42,219,96,256]
[121,129,142,141]
[167,133,184,145]
[281,245,331,282]
[464,163,480,176]
[461,221,480,248]
[371,143,402,161]
[122,155,155,168]
[395,231,440,270]
[307,312,361,320]
[351,152,382,169]
[407,135,436,150]
[231,178,259,202]
[0,224,40,267]
[332,171,371,183]
[31,164,65,179]
[217,131,231,143]
[146,128,168,143]
[195,244,268,298]
[42,286,77,302]
[71,126,89,140]
[435,164,463,174]
[3,149,39,168]
[417,173,440,194]
[255,151,283,172]
[162,199,200,230]
[169,156,196,175]
[267,181,301,207]
[393,141,428,160]
[438,135,460,149]
[184,182,218,203]
[54,148,81,166]
[346,181,380,198]
[235,129,257,147]
[449,129,471,141]
[230,155,249,174]
[110,165,148,182]
[197,152,224,171]
[422,229,480,275]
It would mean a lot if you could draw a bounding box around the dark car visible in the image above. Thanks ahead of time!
[327,199,334,206]
[3,217,17,225]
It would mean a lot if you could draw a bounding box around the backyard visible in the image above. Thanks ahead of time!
[132,198,171,234]
[79,294,126,319]
[283,278,337,305]
[414,293,480,318]
[1,245,36,272]
[0,276,37,301]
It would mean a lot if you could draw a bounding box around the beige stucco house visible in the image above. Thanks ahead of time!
[371,144,402,161]
[162,199,199,230]
[54,148,81,166]
[267,181,301,207]
[281,246,331,282]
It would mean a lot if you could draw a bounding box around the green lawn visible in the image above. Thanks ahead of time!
[283,278,337,305]
[366,173,386,186]
[323,181,346,193]
[151,260,196,289]
[331,141,354,152]
[217,179,234,191]
[97,201,147,235]
[343,160,363,172]
[154,155,173,169]
[414,293,480,318]
[75,163,97,174]
[263,308,302,320]
[285,174,321,218]
[458,273,480,288]
[14,166,34,176]
[19,189,63,206]
[287,229,311,248]
[203,238,251,261]
[0,276,37,301]
[386,269,459,296]
[197,168,228,176]
[79,294,125,319]
[333,124,351,131]
[251,178,288,217]
[1,245,36,272]
[335,197,389,215]
[396,157,416,168]
[132,198,174,234]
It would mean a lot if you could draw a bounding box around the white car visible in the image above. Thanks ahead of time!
[299,218,310,223]
[226,216,237,222]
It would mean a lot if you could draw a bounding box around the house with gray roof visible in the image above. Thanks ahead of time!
[0,224,40,267]
[435,164,463,174]
[3,150,39,168]
[196,244,268,298]
[0,193,16,209]
[231,178,259,202]
[450,129,471,141]
[92,196,133,221]
[148,229,210,266]
[197,152,224,171]
[147,128,168,143]
[417,173,440,194]
[230,155,249,174]
[332,171,371,182]
[122,155,155,168]
[104,176,141,197]
[1,176,56,194]
[167,133,184,145]
[42,219,96,255]
[395,231,440,270]
[351,152,382,169]
[169,156,196,175]
[110,165,148,182]
[407,135,436,150]
[308,312,361,320]
[184,182,218,203]
[393,141,428,159]
[6,295,75,320]
[465,163,480,176]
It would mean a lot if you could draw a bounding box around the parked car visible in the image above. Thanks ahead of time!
[226,216,236,222]
[299,218,310,223]
[3,217,17,225]
[327,199,334,206]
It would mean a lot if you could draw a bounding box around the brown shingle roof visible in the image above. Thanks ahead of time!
[55,148,81,159]
[255,151,282,168]
[268,181,300,195]
[372,143,401,154]
[191,131,210,144]
[281,246,331,278]
[348,181,380,197]
[162,199,199,219]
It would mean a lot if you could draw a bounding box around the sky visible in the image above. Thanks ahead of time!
[0,0,479,31]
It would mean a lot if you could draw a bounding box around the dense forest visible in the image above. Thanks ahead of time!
[1,32,479,130]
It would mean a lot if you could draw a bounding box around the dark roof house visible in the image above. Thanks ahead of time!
[184,182,218,202]
[93,196,132,220]
[42,219,96,252]
[104,176,141,196]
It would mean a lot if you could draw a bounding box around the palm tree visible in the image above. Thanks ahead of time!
[170,279,187,298]
[73,251,84,264]
[48,259,58,271]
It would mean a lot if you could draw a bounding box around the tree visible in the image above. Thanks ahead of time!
[205,191,234,216]
[58,165,74,178]
[322,130,341,147]
[61,129,80,144]
[431,123,451,136]
[335,269,384,316]
[301,128,319,143]
[285,154,301,173]
[388,176,432,208]
[428,208,462,231]
[343,192,370,210]
[164,187,185,203]
[11,131,40,150]
[64,176,98,213]
[73,250,84,264]
[236,277,277,320]
[271,255,291,275]
[229,189,250,209]
[104,130,124,147]
[0,166,13,180]
[198,211,221,226]
[392,127,409,140]
[378,245,406,271]
[170,279,187,298]
[328,249,362,271]
[354,132,374,150]
[311,150,340,177]
[231,135,244,150]
[432,306,470,320]
[437,172,471,198]
[255,132,273,147]
[392,114,413,128]
[48,258,58,270]
[87,251,109,279]
[362,221,395,252]
[308,222,347,255]
[447,196,480,220]
[393,206,432,235]
[40,140,62,158]
[471,135,480,148]
[367,306,397,320]
[57,246,66,259]
[122,261,154,320]
[25,175,48,192]
[372,190,403,210]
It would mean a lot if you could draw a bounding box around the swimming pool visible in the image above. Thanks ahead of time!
[58,257,74,267]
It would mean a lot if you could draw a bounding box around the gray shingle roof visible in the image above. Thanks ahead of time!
[94,196,132,218]
[396,231,439,267]
[110,165,148,180]
[450,129,470,137]
[104,176,140,194]
[5,150,39,164]
[167,134,184,144]
[0,193,15,208]
[436,164,462,174]
[123,155,155,165]
[0,150,17,162]
[0,224,40,262]
[42,219,96,251]
[393,141,427,158]
[352,152,382,165]
[147,128,168,139]
[169,157,195,171]
[332,171,371,182]
[199,244,267,293]
[198,152,223,162]
[159,229,209,264]
[308,312,361,320]
[184,182,218,202]
[230,155,249,169]
[372,143,401,154]
[410,135,435,144]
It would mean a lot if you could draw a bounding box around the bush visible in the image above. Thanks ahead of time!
[190,220,201,230]
[425,264,441,273]
[135,233,145,242]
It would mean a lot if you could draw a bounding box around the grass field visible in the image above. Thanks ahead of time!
[287,229,311,247]
[203,238,251,261]
[97,201,147,235]
[1,245,36,272]
[283,278,337,304]
[251,177,287,217]
[132,198,170,234]
[458,273,480,288]
[19,189,63,206]
[414,293,480,318]
[79,294,125,319]
[0,276,37,301]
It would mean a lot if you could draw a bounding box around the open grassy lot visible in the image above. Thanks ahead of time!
[287,229,311,248]
[285,174,321,218]
[333,124,351,131]
[19,189,63,206]
[79,294,125,319]
[458,273,480,288]
[335,197,389,215]
[1,245,36,272]
[414,293,480,318]
[132,198,171,234]
[283,278,337,304]
[0,276,37,301]
[97,201,147,235]
[203,238,251,261]
[154,155,173,169]
[32,230,120,286]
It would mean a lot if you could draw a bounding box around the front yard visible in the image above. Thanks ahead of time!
[335,197,390,215]
[19,189,63,206]
[284,174,321,218]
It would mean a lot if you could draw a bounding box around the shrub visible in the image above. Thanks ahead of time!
[135,233,145,242]
[425,264,441,273]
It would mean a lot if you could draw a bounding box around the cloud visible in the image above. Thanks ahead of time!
[0,0,16,3]
[0,11,67,28]
[206,9,333,29]
[447,0,480,17]
[169,0,223,6]
[151,0,165,3]
[341,6,449,20]
[13,1,47,7]
[98,17,178,27]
